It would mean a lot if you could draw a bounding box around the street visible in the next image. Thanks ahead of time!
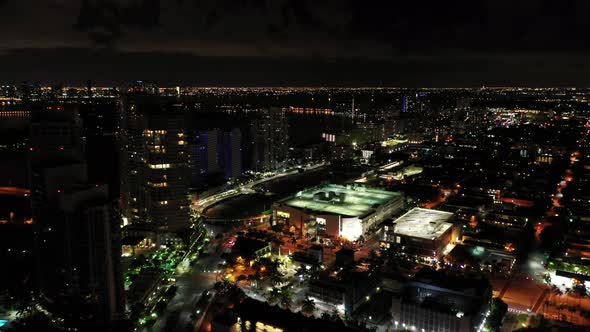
[151,225,227,332]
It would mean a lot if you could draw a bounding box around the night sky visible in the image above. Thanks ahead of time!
[1,0,590,86]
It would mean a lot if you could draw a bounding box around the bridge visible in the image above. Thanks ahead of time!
[202,214,271,225]
[192,162,327,213]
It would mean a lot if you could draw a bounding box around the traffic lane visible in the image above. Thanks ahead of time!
[154,233,226,331]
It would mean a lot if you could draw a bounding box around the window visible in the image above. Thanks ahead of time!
[148,182,168,188]
[277,211,290,218]
[148,163,171,169]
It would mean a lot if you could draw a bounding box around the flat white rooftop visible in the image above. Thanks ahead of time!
[393,207,454,240]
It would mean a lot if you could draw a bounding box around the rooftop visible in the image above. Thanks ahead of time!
[229,298,362,332]
[381,138,408,147]
[232,237,270,256]
[281,184,401,217]
[392,208,454,240]
[411,268,491,298]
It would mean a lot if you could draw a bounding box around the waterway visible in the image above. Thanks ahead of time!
[203,167,361,219]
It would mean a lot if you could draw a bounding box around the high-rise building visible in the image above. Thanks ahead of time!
[249,107,288,172]
[206,129,220,173]
[219,127,242,179]
[401,92,428,114]
[78,98,121,199]
[190,127,243,183]
[120,91,190,231]
[190,130,212,183]
[29,107,124,330]
[402,95,408,113]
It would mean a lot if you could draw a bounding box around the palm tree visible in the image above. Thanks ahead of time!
[266,287,281,305]
[295,264,307,277]
[247,273,259,288]
[279,287,294,310]
[270,258,283,272]
[309,261,323,279]
[269,271,284,286]
[301,296,316,316]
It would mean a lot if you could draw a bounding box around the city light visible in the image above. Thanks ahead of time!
[2,51,589,332]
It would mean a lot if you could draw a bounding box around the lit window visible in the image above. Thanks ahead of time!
[277,211,290,218]
[147,182,168,188]
[148,164,171,169]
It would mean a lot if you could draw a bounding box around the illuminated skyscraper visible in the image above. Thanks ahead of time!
[250,106,289,171]
[120,90,190,231]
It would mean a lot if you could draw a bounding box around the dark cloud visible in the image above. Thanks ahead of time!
[1,0,590,84]
[1,48,589,87]
[74,0,161,45]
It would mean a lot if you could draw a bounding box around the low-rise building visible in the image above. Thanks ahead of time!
[231,237,271,261]
[308,271,380,316]
[392,269,492,332]
[381,208,457,260]
[273,184,404,240]
[211,298,363,332]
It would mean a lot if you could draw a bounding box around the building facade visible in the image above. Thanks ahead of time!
[392,269,491,332]
[381,208,457,260]
[120,92,191,231]
[274,184,404,240]
[249,107,288,172]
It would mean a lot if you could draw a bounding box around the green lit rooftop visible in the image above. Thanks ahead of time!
[281,184,401,217]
